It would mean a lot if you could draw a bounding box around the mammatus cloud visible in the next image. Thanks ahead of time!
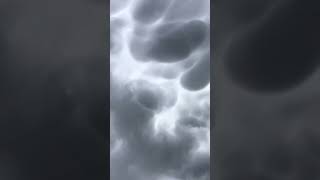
[110,0,210,179]
[214,0,320,180]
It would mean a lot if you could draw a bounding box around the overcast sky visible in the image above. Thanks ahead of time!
[110,0,210,179]
[213,0,320,179]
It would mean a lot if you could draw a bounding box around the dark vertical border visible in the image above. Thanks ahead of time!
[0,1,109,179]
[210,0,214,179]
[107,0,111,178]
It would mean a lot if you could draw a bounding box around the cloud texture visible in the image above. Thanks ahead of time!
[110,0,210,179]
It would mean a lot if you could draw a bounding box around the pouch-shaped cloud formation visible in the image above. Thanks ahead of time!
[110,0,210,179]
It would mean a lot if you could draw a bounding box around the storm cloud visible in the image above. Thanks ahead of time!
[214,0,320,179]
[110,0,210,179]
[0,1,107,179]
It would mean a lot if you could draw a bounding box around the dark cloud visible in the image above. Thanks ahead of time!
[148,20,208,62]
[180,116,207,128]
[181,51,210,91]
[133,0,171,24]
[213,0,320,180]
[129,20,209,63]
[212,0,273,47]
[224,0,320,92]
[164,0,209,22]
[0,0,107,179]
[180,152,210,180]
[129,30,151,62]
[214,1,320,179]
[129,80,177,111]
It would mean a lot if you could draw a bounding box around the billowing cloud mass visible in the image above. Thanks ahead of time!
[110,0,210,179]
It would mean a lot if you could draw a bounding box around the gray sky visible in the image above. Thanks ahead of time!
[110,0,210,179]
[213,0,320,179]
[0,0,107,179]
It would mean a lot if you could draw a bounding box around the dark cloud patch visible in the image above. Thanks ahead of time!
[112,94,154,140]
[133,0,171,24]
[180,152,210,180]
[224,0,320,93]
[212,0,274,47]
[180,117,207,128]
[130,80,165,111]
[136,88,161,110]
[216,1,320,179]
[148,20,208,62]
[262,143,295,176]
[127,25,167,62]
[215,62,320,180]
[165,0,209,22]
[130,80,177,111]
[0,0,107,179]
[10,127,106,180]
[214,0,273,25]
[130,20,209,63]
[111,79,177,137]
[129,31,151,62]
[181,51,210,91]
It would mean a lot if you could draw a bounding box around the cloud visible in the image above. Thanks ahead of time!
[110,0,210,179]
[133,0,171,24]
[214,1,320,179]
[0,1,107,179]
[181,50,210,91]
